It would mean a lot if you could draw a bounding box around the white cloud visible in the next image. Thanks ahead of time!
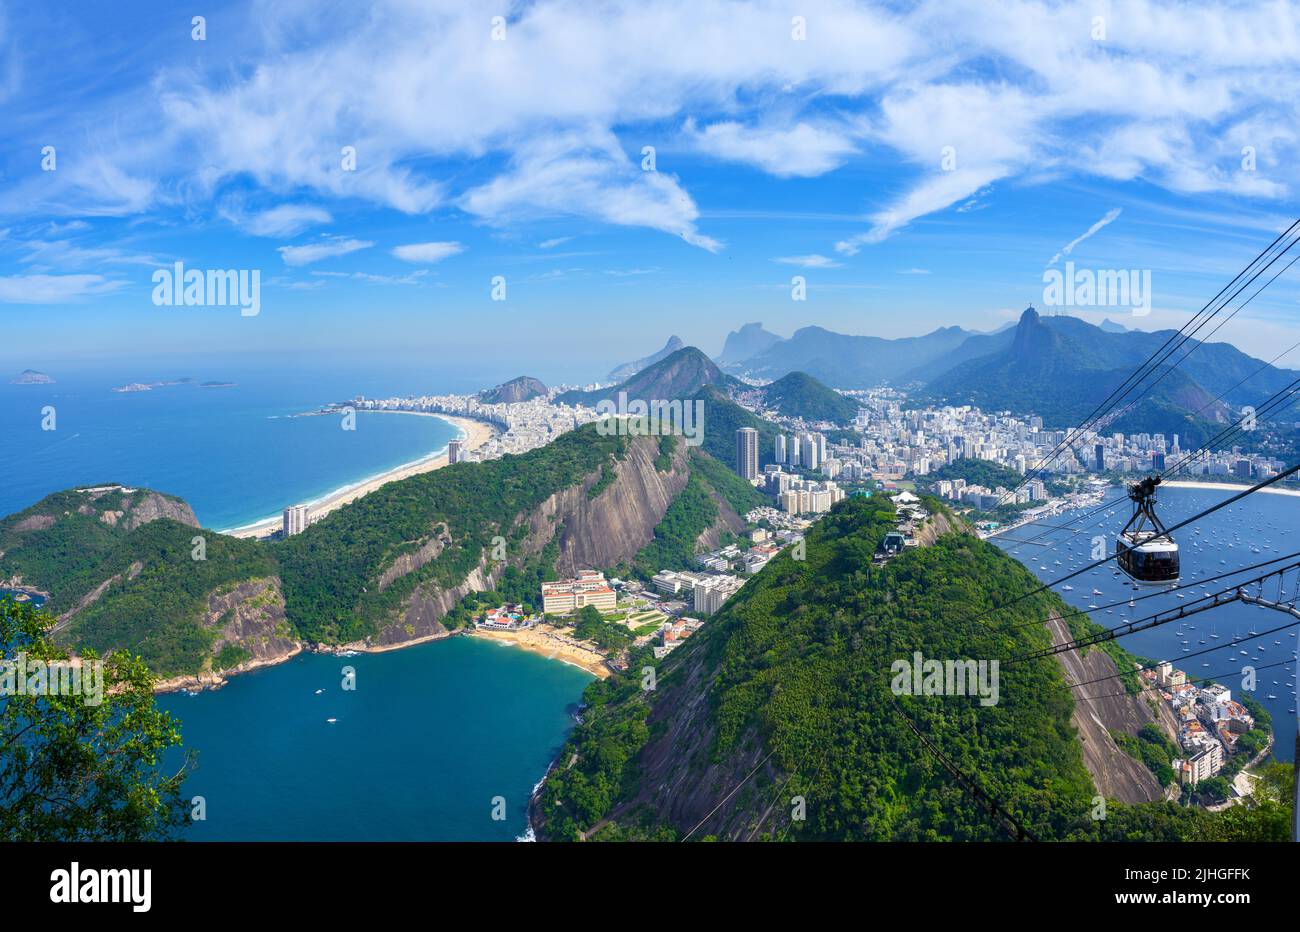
[460,132,722,252]
[1049,208,1123,265]
[0,273,125,303]
[391,241,464,263]
[277,237,372,266]
[685,119,857,177]
[233,204,333,238]
[538,237,572,249]
[773,254,843,268]
[6,0,1300,255]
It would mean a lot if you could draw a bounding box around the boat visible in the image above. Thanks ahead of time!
[326,717,338,724]
[1061,584,1074,591]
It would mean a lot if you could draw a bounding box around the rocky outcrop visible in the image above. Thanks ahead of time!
[915,509,968,546]
[1045,612,1168,804]
[120,490,199,530]
[378,525,451,591]
[694,486,746,552]
[205,576,299,666]
[363,433,694,649]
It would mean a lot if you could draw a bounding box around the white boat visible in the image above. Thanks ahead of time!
[326,717,338,724]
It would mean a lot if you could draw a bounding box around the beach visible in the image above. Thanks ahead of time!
[1161,479,1300,498]
[469,624,611,679]
[223,412,498,539]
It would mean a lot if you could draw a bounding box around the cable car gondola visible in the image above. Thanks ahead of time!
[1115,475,1180,584]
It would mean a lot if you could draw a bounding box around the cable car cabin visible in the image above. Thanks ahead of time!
[1115,475,1180,584]
[1116,530,1180,583]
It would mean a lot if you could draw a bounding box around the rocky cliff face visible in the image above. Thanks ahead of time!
[206,576,298,666]
[361,433,693,649]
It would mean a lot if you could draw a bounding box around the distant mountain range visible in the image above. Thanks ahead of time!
[720,323,978,387]
[718,323,782,364]
[606,335,685,382]
[710,309,1294,439]
[559,347,858,465]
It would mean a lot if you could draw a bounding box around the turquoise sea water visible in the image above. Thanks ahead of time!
[2,359,596,841]
[156,637,592,841]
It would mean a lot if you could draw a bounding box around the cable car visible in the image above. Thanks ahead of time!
[1115,475,1180,584]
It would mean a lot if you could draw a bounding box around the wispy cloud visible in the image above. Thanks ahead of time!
[277,237,373,267]
[0,273,126,303]
[1048,208,1123,265]
[391,241,464,263]
[773,254,843,269]
[227,204,333,238]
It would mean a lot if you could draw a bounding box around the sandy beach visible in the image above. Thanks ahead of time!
[223,412,498,539]
[1162,479,1300,498]
[469,625,611,678]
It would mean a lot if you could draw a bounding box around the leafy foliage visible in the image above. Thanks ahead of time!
[275,424,627,642]
[0,598,192,840]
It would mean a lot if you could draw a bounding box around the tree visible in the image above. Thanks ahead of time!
[0,599,192,841]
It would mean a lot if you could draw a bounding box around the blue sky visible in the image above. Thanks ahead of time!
[2,0,1299,383]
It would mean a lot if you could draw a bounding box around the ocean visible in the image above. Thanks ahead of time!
[2,358,597,841]
[0,365,462,530]
[156,637,593,841]
[993,484,1300,763]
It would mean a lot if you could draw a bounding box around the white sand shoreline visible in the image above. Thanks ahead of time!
[221,411,498,539]
[1161,479,1300,498]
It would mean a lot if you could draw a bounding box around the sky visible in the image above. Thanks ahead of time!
[2,0,1299,385]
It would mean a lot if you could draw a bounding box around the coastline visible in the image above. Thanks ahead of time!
[467,625,611,679]
[1161,479,1300,498]
[221,412,498,539]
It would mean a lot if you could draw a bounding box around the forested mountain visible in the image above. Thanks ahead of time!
[606,335,686,382]
[557,347,785,468]
[480,375,548,404]
[534,496,1292,842]
[919,308,1237,444]
[755,371,858,423]
[560,346,741,407]
[0,426,767,679]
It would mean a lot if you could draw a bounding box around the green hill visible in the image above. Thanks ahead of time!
[758,371,858,423]
[534,496,1292,841]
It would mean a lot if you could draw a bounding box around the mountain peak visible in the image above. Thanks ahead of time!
[718,322,782,364]
[606,335,687,382]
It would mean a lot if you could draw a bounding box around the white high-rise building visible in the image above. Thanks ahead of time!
[283,504,310,537]
[775,434,787,464]
[447,438,467,463]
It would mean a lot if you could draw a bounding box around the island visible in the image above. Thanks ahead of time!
[10,369,54,385]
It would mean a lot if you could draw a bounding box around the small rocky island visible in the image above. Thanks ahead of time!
[10,369,54,384]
